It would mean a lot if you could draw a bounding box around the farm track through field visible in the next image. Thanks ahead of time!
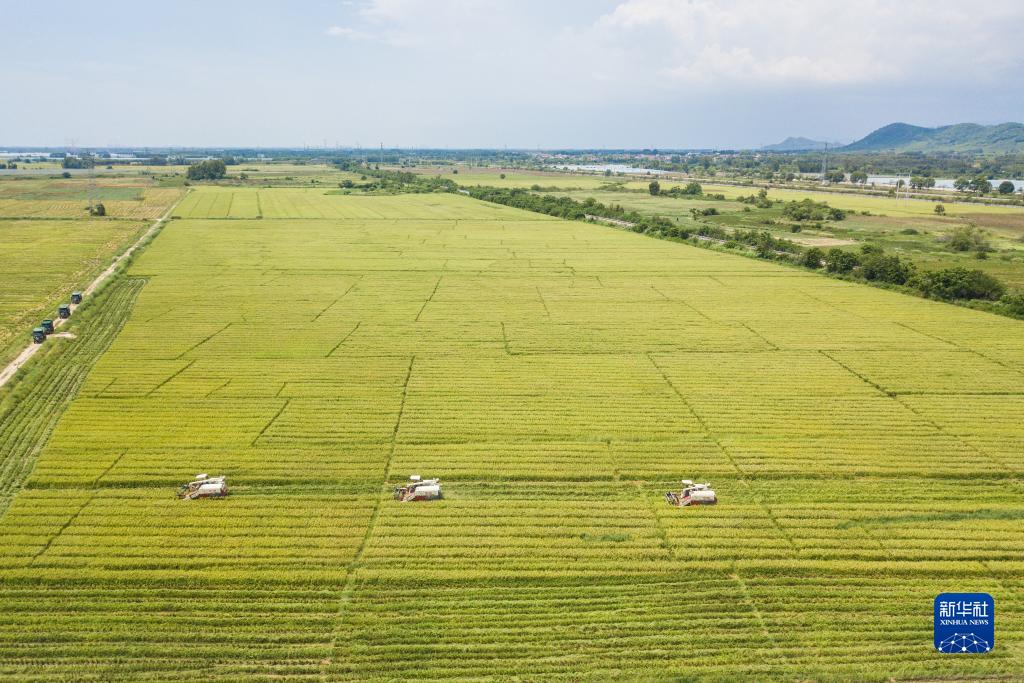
[0,195,185,387]
[0,277,145,516]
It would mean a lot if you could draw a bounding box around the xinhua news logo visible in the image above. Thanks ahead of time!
[934,593,994,653]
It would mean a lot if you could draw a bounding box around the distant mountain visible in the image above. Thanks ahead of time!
[761,136,832,151]
[843,122,1024,153]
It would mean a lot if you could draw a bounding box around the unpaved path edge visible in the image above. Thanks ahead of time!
[0,190,189,389]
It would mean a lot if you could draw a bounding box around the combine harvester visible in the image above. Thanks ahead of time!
[394,475,442,502]
[666,480,717,507]
[177,474,228,500]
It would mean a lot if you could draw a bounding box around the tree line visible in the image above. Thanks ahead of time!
[466,186,1023,318]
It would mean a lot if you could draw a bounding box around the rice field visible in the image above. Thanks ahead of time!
[0,177,183,220]
[403,166,622,190]
[0,187,1022,680]
[693,182,1024,221]
[0,219,148,365]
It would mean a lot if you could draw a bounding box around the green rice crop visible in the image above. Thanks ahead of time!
[0,187,1021,680]
[0,219,147,364]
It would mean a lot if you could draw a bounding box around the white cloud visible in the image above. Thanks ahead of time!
[587,0,1024,88]
[325,25,371,40]
[316,0,1024,119]
[354,0,520,48]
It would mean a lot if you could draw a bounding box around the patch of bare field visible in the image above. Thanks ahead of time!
[790,236,858,247]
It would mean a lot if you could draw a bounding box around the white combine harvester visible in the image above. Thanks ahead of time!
[177,474,228,500]
[666,480,717,507]
[394,475,442,502]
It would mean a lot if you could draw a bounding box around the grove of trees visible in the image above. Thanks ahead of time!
[186,159,227,181]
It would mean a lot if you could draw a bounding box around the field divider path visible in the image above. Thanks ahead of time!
[646,352,799,554]
[92,451,127,486]
[729,569,792,667]
[326,322,361,357]
[250,399,291,447]
[650,285,717,322]
[0,191,187,390]
[892,395,1020,475]
[28,492,95,565]
[740,322,780,350]
[796,287,867,320]
[893,321,960,347]
[415,276,443,322]
[173,323,232,360]
[320,354,416,679]
[818,351,892,396]
[146,360,196,397]
[899,320,1024,378]
[895,321,1024,381]
[535,286,551,317]
[499,321,513,355]
[822,349,1020,473]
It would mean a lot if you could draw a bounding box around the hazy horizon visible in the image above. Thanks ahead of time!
[3,0,1023,149]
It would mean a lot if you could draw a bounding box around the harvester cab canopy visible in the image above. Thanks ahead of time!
[394,474,442,502]
[666,479,717,507]
[58,305,71,319]
[41,319,54,333]
[177,473,228,500]
[70,291,83,304]
[32,327,46,343]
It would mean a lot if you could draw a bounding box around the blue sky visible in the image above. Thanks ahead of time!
[2,0,1022,149]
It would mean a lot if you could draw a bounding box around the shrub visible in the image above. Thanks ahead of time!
[801,247,825,269]
[737,188,772,208]
[859,250,913,285]
[661,182,703,198]
[1000,292,1024,316]
[783,199,845,222]
[945,225,991,253]
[690,207,718,218]
[914,268,1006,301]
[825,248,859,274]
